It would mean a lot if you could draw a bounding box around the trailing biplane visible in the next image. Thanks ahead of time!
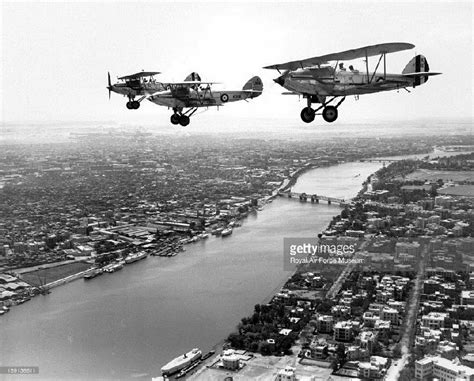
[107,71,263,126]
[263,42,441,123]
[107,71,162,109]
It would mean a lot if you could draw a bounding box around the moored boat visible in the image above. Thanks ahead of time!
[211,227,224,236]
[221,227,233,237]
[84,268,103,280]
[125,251,148,264]
[161,348,202,376]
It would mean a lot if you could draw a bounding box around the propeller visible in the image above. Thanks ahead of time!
[107,72,112,99]
[273,70,290,87]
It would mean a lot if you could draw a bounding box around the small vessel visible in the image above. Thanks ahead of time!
[161,348,202,376]
[84,268,103,280]
[125,251,148,264]
[200,233,209,239]
[201,350,216,361]
[106,262,124,273]
[221,228,233,237]
[211,227,224,236]
[176,359,201,378]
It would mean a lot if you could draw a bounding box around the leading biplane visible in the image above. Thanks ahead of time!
[107,71,263,126]
[263,42,441,123]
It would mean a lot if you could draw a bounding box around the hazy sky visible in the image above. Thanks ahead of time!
[1,1,472,124]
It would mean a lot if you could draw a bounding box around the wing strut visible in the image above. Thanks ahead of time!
[365,50,369,84]
[370,53,384,83]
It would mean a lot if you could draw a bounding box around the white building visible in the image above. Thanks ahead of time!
[415,356,474,380]
[358,356,389,379]
[381,307,399,325]
[334,321,354,342]
[275,366,296,381]
[421,312,449,329]
[461,290,474,306]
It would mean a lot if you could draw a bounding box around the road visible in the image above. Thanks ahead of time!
[10,258,91,274]
[326,240,369,299]
[385,245,427,380]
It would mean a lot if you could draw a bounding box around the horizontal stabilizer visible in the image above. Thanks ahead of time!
[402,72,442,77]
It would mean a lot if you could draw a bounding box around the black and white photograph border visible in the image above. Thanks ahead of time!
[1,1,473,380]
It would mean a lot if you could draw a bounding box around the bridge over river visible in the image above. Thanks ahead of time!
[277,190,349,205]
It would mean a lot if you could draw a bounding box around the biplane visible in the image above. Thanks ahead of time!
[263,42,441,123]
[107,71,162,109]
[107,71,263,126]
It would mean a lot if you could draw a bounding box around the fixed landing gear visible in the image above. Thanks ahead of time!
[300,107,315,123]
[170,108,197,126]
[178,115,190,127]
[170,112,190,126]
[126,100,140,110]
[322,106,338,123]
[170,114,180,125]
[300,96,345,124]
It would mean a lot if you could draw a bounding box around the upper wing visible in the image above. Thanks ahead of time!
[118,71,161,80]
[263,42,415,71]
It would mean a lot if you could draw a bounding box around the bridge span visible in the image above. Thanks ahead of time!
[278,191,347,205]
[359,158,401,163]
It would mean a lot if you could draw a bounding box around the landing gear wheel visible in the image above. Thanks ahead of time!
[300,107,315,123]
[179,115,190,127]
[126,101,133,109]
[132,101,140,109]
[322,106,338,123]
[170,114,180,125]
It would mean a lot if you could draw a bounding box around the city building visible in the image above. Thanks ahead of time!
[275,366,296,381]
[415,356,474,380]
[334,321,354,342]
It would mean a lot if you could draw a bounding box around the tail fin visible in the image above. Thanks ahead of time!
[243,76,263,92]
[402,55,430,87]
[184,72,201,82]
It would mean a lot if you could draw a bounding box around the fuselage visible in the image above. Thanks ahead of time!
[277,67,421,97]
[109,82,165,98]
[147,88,260,109]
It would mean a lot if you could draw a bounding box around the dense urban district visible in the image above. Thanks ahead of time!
[0,129,473,381]
[194,151,474,380]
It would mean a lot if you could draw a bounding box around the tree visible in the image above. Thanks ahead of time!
[260,341,273,355]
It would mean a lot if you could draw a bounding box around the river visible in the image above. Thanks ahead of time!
[0,148,470,380]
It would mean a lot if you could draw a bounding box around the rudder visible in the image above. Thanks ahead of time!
[402,55,430,86]
[243,76,263,92]
[184,72,201,82]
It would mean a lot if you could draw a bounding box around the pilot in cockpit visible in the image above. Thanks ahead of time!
[349,65,359,73]
[339,63,346,71]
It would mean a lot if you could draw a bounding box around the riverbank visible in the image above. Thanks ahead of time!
[190,146,474,380]
[187,164,380,379]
